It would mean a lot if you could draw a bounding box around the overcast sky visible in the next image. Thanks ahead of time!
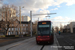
[0,0,75,27]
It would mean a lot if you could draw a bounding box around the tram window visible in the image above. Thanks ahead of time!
[51,24,53,33]
[38,28,50,35]
[39,25,49,27]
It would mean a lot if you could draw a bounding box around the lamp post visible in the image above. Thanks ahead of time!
[19,6,24,37]
[19,6,21,36]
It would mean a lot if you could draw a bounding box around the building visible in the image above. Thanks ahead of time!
[7,21,31,35]
[20,21,31,35]
[0,16,31,36]
[32,24,37,34]
[0,7,16,21]
[0,21,6,35]
[63,24,70,33]
[0,7,31,36]
[0,19,19,35]
[9,8,16,17]
[7,19,19,35]
[18,16,30,21]
[63,22,75,33]
[70,22,75,33]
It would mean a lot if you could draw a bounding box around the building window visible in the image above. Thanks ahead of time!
[21,24,22,26]
[16,28,17,31]
[25,28,26,30]
[15,28,16,31]
[23,24,25,26]
[11,32,12,34]
[23,28,24,30]
[26,24,28,26]
[9,28,10,31]
[12,28,14,31]
[23,32,25,34]
[19,28,20,30]
[22,28,23,30]
[26,28,28,30]
[8,32,10,35]
[16,32,18,35]
[12,32,13,34]
[15,28,18,31]
[6,28,7,30]
[26,32,28,34]
[19,32,20,34]
[17,28,18,31]
[12,24,14,26]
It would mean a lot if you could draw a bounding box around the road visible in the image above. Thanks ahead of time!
[0,34,59,50]
[56,33,75,50]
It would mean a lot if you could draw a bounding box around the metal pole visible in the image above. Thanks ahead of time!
[6,8,7,21]
[46,16,47,20]
[38,18,39,21]
[30,11,32,37]
[19,6,21,35]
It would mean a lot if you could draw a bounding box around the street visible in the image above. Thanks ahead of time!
[0,0,75,50]
[56,33,75,50]
[0,34,59,50]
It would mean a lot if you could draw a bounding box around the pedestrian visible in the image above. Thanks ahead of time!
[59,31,61,35]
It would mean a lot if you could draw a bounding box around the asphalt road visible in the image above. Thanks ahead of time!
[0,34,59,50]
[55,33,75,50]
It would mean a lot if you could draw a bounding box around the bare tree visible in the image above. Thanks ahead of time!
[60,24,63,32]
[0,4,18,35]
[33,20,38,24]
[55,26,59,33]
[32,20,38,35]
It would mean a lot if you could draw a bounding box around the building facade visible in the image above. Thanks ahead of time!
[7,21,31,35]
[63,22,75,33]
[18,16,30,21]
[70,22,75,33]
[0,7,16,21]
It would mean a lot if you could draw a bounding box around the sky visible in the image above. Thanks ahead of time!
[0,0,75,27]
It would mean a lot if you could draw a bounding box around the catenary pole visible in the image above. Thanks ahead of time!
[30,11,32,37]
[19,6,21,35]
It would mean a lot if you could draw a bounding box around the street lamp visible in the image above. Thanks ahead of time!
[19,6,21,36]
[19,6,24,37]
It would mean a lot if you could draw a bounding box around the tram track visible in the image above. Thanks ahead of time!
[6,37,35,50]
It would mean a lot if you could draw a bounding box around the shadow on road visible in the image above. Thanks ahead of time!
[37,42,54,46]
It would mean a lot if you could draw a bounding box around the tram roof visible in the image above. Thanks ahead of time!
[38,20,51,22]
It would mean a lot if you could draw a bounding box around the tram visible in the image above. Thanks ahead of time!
[36,21,54,44]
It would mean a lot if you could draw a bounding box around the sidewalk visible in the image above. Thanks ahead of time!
[0,36,34,47]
